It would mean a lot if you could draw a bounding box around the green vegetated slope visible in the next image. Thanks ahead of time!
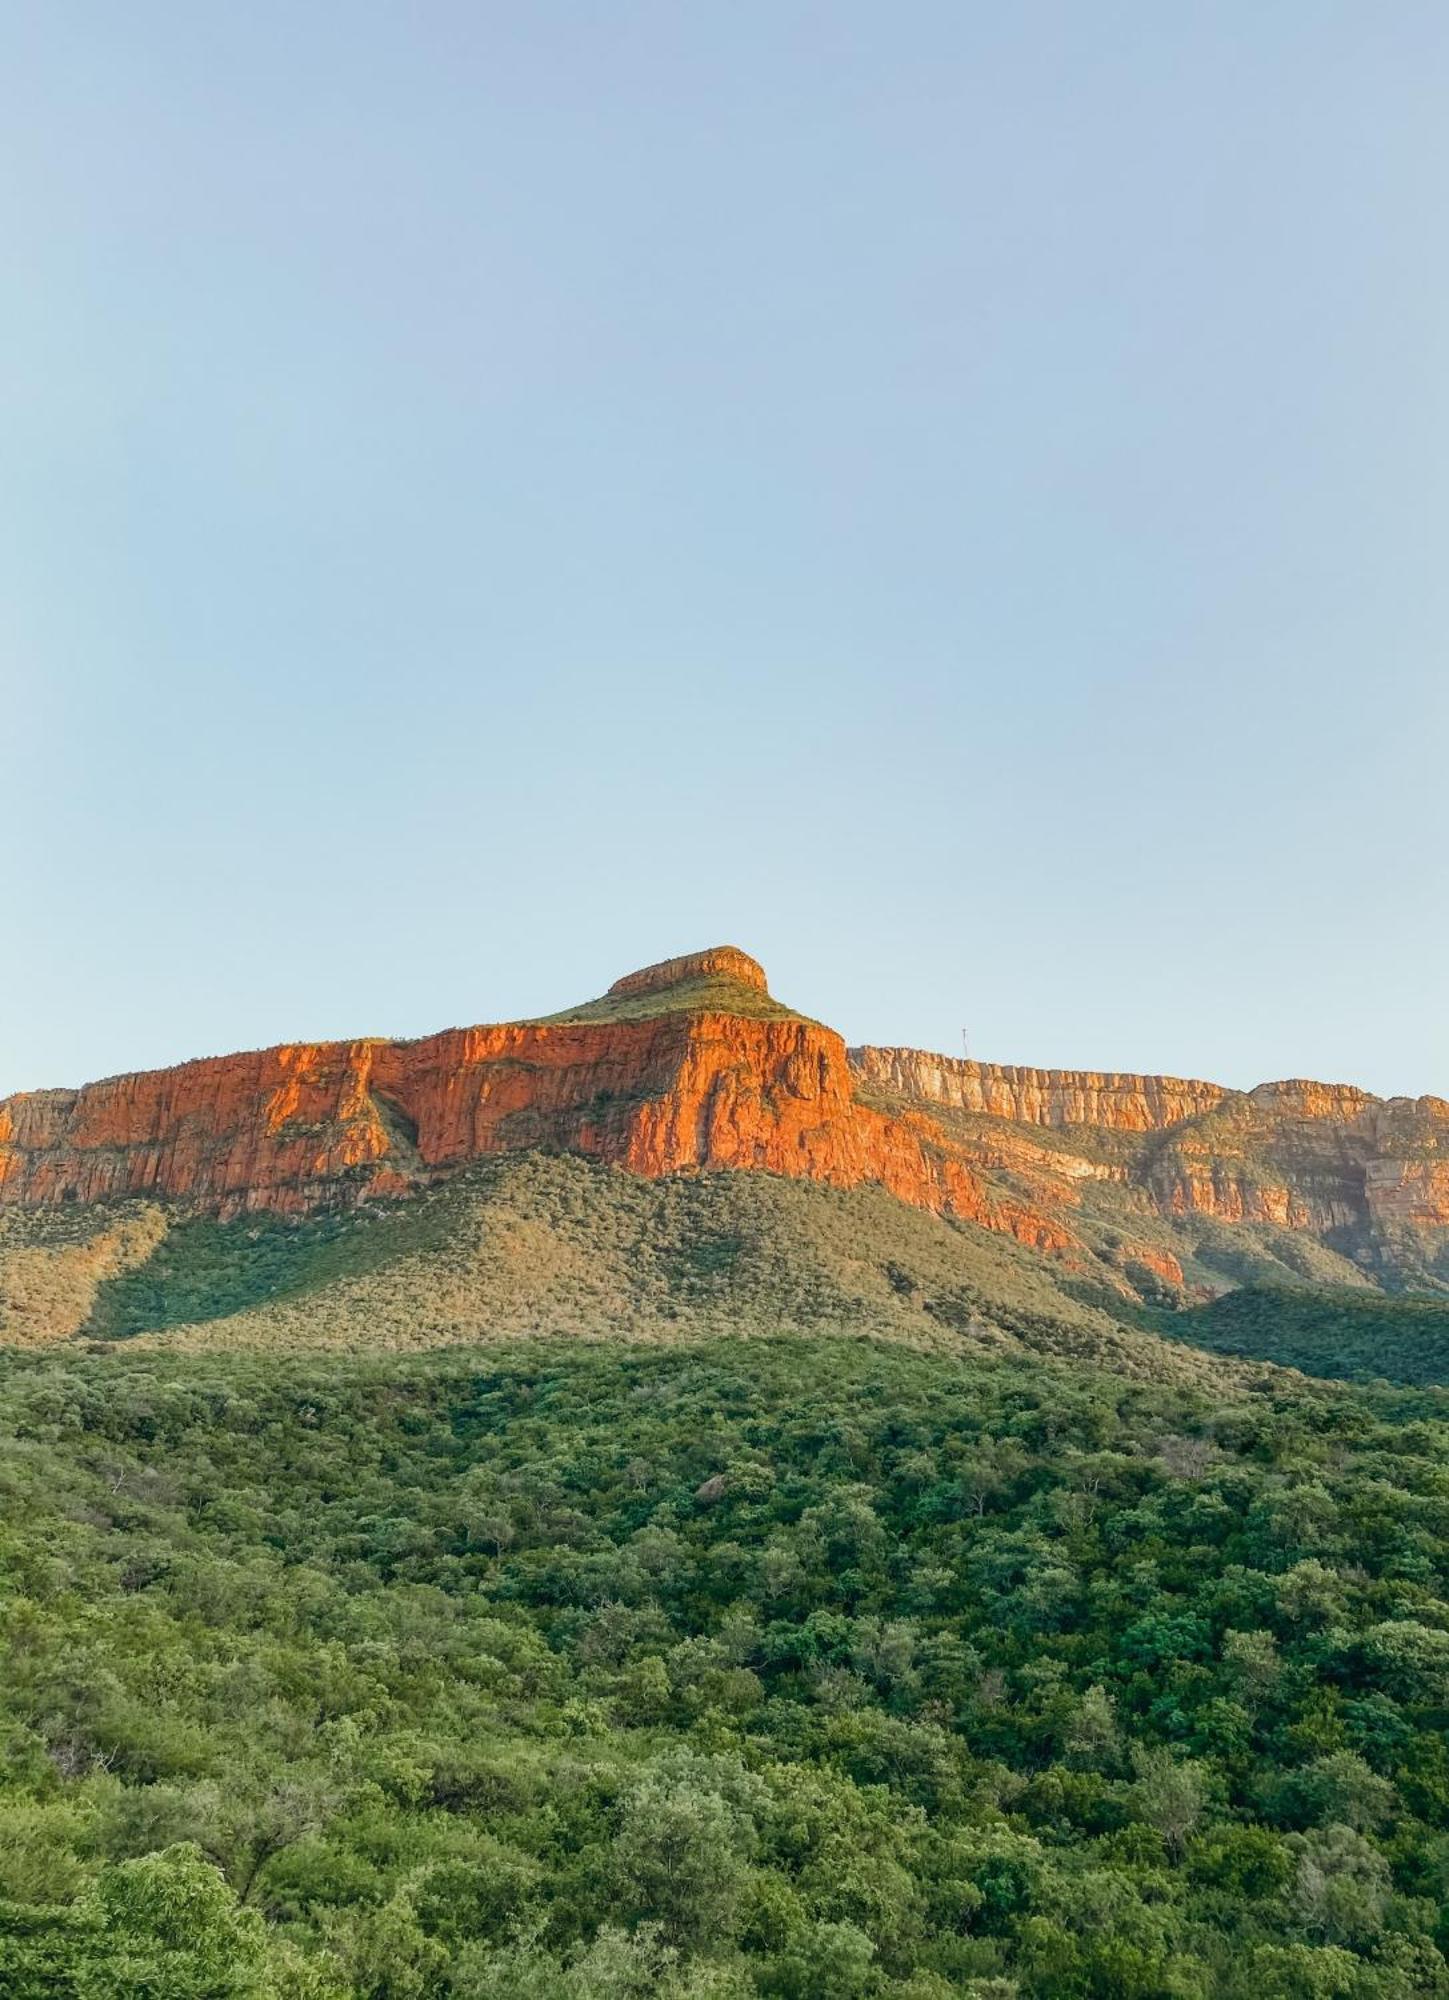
[1174,1286,1449,1387]
[13,1144,1449,1397]
[2,1336,1449,1997]
[10,1148,1449,1392]
[0,1154,1242,1386]
[532,969,820,1028]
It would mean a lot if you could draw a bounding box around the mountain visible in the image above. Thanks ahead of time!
[0,947,1063,1251]
[2,946,1446,1362]
[7,967,1449,1998]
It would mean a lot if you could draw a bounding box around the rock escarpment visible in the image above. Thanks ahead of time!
[0,951,1062,1248]
[850,1048,1230,1132]
[851,1043,1449,1289]
[3,948,1446,1293]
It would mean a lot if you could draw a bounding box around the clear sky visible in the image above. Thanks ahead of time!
[4,3,1446,1101]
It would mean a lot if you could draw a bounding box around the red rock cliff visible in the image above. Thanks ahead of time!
[4,950,1444,1285]
[0,951,1066,1248]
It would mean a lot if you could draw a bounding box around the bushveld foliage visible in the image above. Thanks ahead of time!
[2,1336,1448,1996]
[1175,1286,1449,1387]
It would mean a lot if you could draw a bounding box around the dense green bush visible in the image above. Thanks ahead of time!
[1,1336,1448,1995]
[1174,1286,1449,1387]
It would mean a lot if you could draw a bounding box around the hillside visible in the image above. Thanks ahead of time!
[1174,1285,1449,1387]
[3,1333,1449,1996]
[0,1151,1247,1387]
[6,959,1449,1995]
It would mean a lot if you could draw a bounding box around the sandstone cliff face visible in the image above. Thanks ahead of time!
[1144,1091,1449,1242]
[0,957,1065,1249]
[1365,1158,1449,1233]
[850,1047,1231,1131]
[3,950,1445,1292]
[853,1042,1449,1284]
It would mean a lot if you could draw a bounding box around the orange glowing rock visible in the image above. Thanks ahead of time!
[3,951,1446,1288]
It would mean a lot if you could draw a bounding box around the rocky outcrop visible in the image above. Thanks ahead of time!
[1247,1080,1381,1122]
[858,1043,1449,1286]
[608,947,768,1000]
[850,1048,1231,1131]
[3,950,1445,1293]
[0,962,1068,1250]
[1364,1157,1449,1233]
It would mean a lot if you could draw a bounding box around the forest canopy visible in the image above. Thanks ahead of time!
[1,1336,1448,1997]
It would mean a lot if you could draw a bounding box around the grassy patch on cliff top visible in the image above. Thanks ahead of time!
[528,971,821,1028]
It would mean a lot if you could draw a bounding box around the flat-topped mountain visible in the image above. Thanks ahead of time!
[0,948,1054,1248]
[2,950,1446,1340]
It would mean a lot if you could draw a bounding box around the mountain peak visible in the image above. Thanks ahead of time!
[607,947,768,1002]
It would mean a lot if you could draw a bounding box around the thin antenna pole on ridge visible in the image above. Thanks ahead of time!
[961,1028,970,1063]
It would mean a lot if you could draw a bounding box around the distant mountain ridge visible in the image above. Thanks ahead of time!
[852,1043,1449,1291]
[3,947,1446,1300]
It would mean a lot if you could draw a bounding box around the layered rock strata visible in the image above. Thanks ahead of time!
[3,950,1445,1286]
[850,1043,1449,1273]
[0,955,1062,1246]
[849,1048,1230,1132]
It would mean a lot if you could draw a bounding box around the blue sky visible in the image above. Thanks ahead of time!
[4,3,1446,1098]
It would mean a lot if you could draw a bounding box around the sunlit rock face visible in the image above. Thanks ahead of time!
[3,950,1445,1292]
[849,1047,1230,1132]
[606,946,769,1000]
[0,952,1058,1248]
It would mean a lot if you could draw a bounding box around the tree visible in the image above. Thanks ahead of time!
[1129,1748,1207,1859]
[1063,1685,1119,1771]
[1291,1825,1390,1946]
[76,1844,272,2000]
[611,1776,752,1952]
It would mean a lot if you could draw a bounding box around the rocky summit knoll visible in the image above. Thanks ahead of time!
[2,947,1447,1303]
